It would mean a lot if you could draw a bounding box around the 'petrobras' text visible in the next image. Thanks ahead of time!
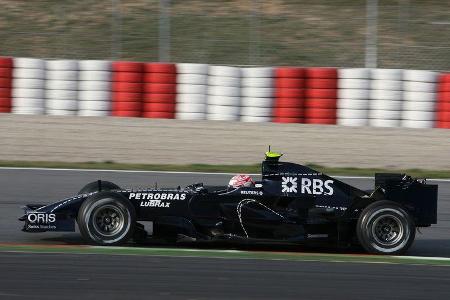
[129,193,186,201]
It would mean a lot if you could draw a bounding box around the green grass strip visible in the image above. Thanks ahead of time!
[0,160,450,178]
[0,244,449,266]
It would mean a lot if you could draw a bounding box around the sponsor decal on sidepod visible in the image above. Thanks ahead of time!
[129,192,187,208]
[129,192,186,201]
[241,190,263,196]
[282,177,334,195]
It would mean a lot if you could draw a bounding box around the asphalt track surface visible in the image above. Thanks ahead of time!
[0,169,449,299]
[1,252,450,300]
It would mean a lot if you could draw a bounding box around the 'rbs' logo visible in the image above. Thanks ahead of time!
[281,177,334,195]
[301,178,334,195]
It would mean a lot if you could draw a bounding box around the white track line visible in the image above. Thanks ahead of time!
[398,256,450,261]
[3,246,450,265]
[99,246,450,262]
[0,167,449,182]
[0,167,240,176]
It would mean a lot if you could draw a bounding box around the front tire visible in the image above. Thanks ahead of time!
[356,201,415,255]
[77,192,136,245]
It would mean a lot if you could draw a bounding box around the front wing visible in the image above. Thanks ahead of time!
[19,204,76,232]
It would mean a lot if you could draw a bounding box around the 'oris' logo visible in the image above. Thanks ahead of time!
[27,213,56,223]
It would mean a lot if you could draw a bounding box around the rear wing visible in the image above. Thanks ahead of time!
[375,173,438,226]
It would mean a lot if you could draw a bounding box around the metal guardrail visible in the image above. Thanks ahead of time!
[0,0,449,70]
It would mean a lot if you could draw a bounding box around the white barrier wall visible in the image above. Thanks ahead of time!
[401,70,438,128]
[337,68,371,126]
[78,60,112,117]
[369,69,404,127]
[207,66,241,121]
[240,67,274,123]
[175,63,208,120]
[12,58,46,115]
[45,60,79,116]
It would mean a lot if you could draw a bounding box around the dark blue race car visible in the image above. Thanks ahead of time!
[19,151,438,255]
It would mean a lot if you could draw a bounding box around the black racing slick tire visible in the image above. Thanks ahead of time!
[78,180,121,195]
[357,200,415,255]
[77,191,136,246]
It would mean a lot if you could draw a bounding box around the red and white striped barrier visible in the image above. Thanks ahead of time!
[1,56,449,130]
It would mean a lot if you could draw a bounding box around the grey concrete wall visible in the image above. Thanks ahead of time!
[0,114,449,169]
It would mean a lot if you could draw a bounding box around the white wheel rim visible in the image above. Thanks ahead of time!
[365,208,410,253]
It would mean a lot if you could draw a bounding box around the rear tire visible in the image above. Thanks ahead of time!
[77,192,136,245]
[356,200,415,255]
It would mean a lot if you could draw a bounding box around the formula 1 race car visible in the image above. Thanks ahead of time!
[19,151,438,254]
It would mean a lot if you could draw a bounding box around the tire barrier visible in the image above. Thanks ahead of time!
[304,68,338,125]
[78,60,112,117]
[240,67,273,122]
[207,66,241,121]
[142,63,177,119]
[273,67,304,123]
[111,61,143,117]
[437,73,450,129]
[175,63,208,120]
[44,60,79,116]
[12,58,46,115]
[0,57,13,113]
[369,69,403,127]
[401,70,438,128]
[337,68,371,126]
[2,56,450,130]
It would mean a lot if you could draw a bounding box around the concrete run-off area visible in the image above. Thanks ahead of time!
[0,115,449,169]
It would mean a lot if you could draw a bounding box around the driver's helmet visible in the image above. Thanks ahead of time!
[228,174,255,189]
